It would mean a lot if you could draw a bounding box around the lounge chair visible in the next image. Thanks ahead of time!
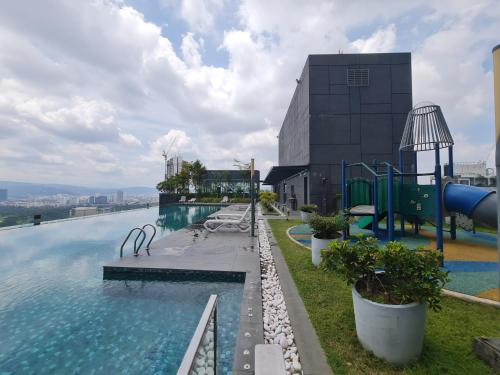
[179,196,186,203]
[188,197,196,203]
[204,205,251,232]
[221,196,229,203]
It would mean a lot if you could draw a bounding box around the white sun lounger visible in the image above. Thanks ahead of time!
[204,205,251,232]
[221,196,229,203]
[188,197,196,203]
[179,196,186,203]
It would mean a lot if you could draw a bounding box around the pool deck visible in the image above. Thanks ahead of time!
[103,205,263,375]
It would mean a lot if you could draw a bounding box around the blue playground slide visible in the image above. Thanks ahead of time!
[444,184,497,228]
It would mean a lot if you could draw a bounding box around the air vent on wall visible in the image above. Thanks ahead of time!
[347,68,369,86]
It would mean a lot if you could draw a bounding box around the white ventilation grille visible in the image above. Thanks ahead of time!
[347,69,369,86]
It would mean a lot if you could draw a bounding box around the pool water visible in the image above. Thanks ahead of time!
[0,205,243,375]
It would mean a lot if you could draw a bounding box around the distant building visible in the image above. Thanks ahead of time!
[116,190,124,203]
[0,189,7,201]
[70,207,98,217]
[166,156,183,179]
[88,196,95,205]
[200,170,260,196]
[94,196,107,204]
[443,161,495,187]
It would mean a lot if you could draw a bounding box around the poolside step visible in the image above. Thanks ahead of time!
[255,344,286,375]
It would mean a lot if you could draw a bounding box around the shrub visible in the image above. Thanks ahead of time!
[321,237,449,311]
[298,204,318,213]
[259,191,277,209]
[309,212,349,239]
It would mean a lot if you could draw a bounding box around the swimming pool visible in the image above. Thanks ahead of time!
[0,205,243,374]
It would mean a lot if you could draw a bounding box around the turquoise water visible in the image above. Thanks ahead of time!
[0,205,243,375]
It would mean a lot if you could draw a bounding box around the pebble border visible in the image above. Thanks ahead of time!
[258,219,303,375]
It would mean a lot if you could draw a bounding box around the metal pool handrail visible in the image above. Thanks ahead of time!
[119,227,146,257]
[141,224,156,255]
[177,294,218,375]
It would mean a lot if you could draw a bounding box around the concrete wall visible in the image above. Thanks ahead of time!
[279,60,310,166]
[307,53,414,213]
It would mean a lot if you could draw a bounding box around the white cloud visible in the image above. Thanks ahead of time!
[119,132,142,147]
[351,24,397,53]
[0,0,498,187]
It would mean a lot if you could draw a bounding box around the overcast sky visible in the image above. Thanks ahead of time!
[0,0,499,187]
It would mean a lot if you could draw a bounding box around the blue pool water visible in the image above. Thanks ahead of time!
[0,205,243,375]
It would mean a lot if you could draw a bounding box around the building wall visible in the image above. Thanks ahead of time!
[279,60,310,166]
[306,53,414,213]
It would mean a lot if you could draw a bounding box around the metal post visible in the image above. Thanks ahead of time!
[435,144,444,259]
[387,166,394,241]
[448,146,457,240]
[493,44,500,289]
[341,160,347,210]
[372,176,379,238]
[250,158,255,237]
[399,150,405,236]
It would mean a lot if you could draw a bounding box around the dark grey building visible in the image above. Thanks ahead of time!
[0,189,6,201]
[264,53,414,213]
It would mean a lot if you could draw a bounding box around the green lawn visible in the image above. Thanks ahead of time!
[268,219,500,375]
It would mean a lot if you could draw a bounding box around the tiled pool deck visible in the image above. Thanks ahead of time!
[104,205,264,375]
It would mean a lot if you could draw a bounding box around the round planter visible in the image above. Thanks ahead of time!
[300,211,311,223]
[352,284,427,365]
[311,233,339,266]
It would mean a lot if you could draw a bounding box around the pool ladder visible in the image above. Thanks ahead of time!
[120,224,156,258]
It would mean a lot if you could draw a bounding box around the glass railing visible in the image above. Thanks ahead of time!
[177,294,218,375]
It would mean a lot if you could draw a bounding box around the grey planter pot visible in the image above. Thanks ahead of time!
[300,211,311,223]
[352,284,427,365]
[311,233,340,266]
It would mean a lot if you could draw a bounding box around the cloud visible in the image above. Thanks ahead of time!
[351,24,397,53]
[0,0,498,188]
[119,132,142,147]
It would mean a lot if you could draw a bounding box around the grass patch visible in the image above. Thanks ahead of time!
[268,219,500,375]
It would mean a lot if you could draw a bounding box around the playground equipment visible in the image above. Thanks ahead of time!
[341,103,498,255]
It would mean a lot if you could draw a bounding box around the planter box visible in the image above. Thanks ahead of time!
[300,211,311,223]
[311,234,339,266]
[352,285,427,365]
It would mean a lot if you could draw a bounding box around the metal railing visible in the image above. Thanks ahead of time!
[177,295,218,375]
[119,224,157,257]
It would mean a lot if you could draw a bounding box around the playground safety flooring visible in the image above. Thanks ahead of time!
[288,223,500,302]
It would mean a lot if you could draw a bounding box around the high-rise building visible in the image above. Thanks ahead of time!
[88,196,95,205]
[95,196,107,204]
[0,189,7,201]
[116,190,124,203]
[166,156,183,179]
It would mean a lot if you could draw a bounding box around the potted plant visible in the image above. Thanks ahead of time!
[309,212,348,266]
[298,204,318,223]
[321,237,448,365]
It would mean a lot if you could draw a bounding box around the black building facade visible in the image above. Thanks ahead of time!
[264,53,414,214]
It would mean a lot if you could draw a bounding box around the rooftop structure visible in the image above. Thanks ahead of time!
[264,52,414,213]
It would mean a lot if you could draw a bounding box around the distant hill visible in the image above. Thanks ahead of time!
[0,181,157,199]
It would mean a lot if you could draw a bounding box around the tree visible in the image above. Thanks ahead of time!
[190,159,207,194]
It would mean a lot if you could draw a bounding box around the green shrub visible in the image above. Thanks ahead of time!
[258,191,277,209]
[198,197,221,203]
[298,204,318,213]
[321,237,449,311]
[309,212,349,239]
